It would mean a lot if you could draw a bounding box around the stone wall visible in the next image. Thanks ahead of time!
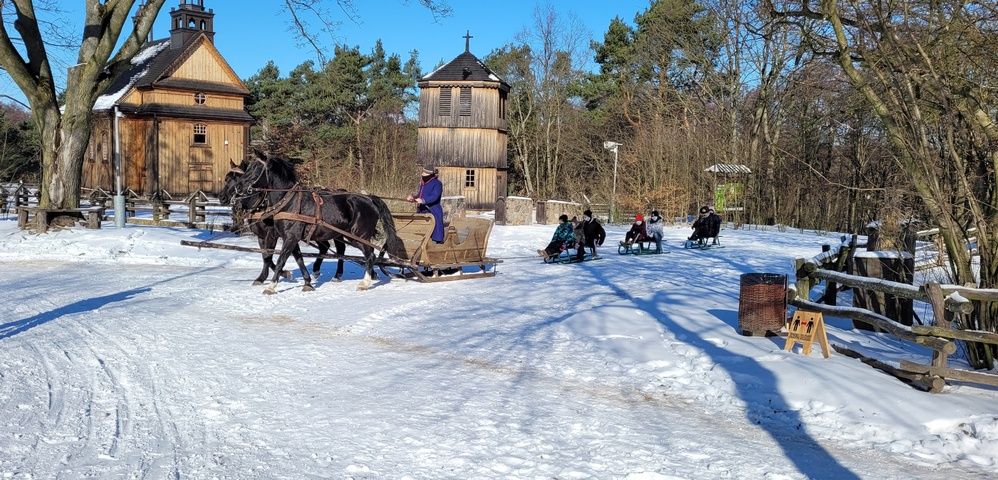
[539,200,582,225]
[442,196,465,223]
[499,196,533,225]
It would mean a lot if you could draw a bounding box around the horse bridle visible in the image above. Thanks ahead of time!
[228,159,269,210]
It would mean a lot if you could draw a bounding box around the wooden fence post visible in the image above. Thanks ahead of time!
[794,258,811,301]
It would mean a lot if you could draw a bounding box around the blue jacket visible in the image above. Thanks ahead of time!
[415,176,444,242]
[551,221,576,244]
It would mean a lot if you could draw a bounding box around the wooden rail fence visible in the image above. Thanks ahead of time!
[794,239,998,392]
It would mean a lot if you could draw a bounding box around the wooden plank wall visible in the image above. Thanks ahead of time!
[172,48,243,85]
[417,128,507,169]
[418,84,507,131]
[156,119,246,195]
[438,166,496,210]
[82,116,113,191]
[123,118,151,193]
[141,89,244,109]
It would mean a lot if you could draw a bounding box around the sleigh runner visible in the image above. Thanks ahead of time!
[183,212,500,283]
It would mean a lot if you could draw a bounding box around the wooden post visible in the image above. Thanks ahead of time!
[794,258,811,301]
[845,234,858,276]
[866,225,880,251]
[188,197,198,224]
[924,282,949,369]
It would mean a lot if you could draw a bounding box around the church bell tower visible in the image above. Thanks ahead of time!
[169,0,215,48]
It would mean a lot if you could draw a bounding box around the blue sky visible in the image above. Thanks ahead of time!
[2,0,653,108]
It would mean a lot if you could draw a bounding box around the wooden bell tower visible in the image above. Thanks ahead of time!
[416,32,510,210]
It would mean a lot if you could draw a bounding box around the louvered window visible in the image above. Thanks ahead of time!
[459,87,472,116]
[439,88,451,116]
[499,90,507,120]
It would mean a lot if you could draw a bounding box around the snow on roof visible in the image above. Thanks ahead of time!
[93,41,171,111]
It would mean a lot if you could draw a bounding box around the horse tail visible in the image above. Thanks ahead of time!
[369,194,404,257]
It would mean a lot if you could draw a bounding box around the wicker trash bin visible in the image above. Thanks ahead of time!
[738,273,788,336]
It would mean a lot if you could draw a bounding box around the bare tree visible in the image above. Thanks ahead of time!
[770,0,998,367]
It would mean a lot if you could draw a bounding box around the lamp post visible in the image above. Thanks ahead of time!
[603,141,621,224]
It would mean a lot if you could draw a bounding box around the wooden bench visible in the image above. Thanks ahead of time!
[17,206,105,233]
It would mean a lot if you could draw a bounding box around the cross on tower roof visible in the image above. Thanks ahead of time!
[464,30,473,52]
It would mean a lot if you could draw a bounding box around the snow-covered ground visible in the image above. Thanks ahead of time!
[0,215,995,479]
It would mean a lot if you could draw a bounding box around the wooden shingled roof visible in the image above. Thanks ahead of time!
[420,51,510,91]
[94,34,250,116]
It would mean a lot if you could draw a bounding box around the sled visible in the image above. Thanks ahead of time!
[386,213,501,281]
[182,212,501,283]
[539,249,602,264]
[683,236,723,250]
[617,239,666,255]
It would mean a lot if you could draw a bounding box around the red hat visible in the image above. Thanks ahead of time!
[636,214,643,221]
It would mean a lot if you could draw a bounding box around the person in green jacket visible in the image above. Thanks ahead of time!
[538,214,576,260]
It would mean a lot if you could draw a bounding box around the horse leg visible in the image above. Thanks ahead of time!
[332,239,346,282]
[265,237,303,294]
[258,232,291,285]
[312,240,329,281]
[255,234,273,285]
[356,246,375,291]
[291,245,315,292]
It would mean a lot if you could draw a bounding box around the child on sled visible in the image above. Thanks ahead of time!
[623,214,649,246]
[538,214,576,260]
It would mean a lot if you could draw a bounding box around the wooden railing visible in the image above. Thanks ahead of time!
[84,188,233,229]
[1,183,40,214]
[794,239,998,393]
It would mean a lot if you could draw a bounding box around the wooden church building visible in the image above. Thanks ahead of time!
[417,34,510,210]
[83,0,253,197]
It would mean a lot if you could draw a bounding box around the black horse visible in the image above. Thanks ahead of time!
[220,158,344,285]
[220,154,402,294]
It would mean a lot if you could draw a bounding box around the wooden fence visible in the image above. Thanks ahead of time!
[794,238,998,392]
[84,188,233,229]
[1,183,41,215]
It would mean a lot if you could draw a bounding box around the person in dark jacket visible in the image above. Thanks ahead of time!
[706,207,722,238]
[690,206,721,241]
[407,165,444,243]
[539,214,576,259]
[575,209,606,261]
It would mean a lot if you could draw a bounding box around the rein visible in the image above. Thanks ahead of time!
[244,186,400,260]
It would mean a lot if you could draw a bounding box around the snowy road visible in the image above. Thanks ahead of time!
[1,223,995,479]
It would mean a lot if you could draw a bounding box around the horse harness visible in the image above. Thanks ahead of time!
[245,186,376,250]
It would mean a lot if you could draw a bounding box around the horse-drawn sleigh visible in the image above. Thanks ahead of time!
[181,154,500,293]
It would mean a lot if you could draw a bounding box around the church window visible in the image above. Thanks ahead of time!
[193,123,207,145]
[194,92,206,105]
[465,169,476,188]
